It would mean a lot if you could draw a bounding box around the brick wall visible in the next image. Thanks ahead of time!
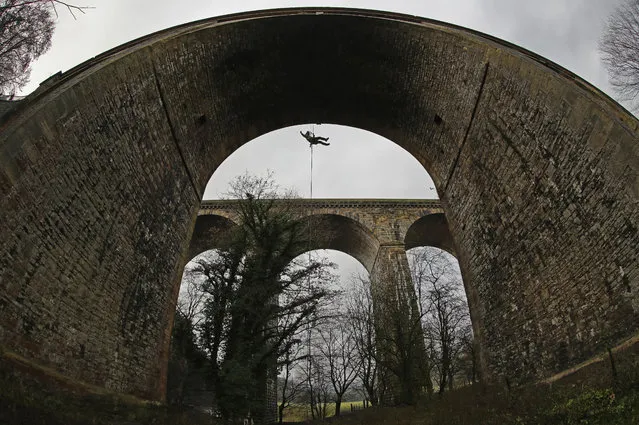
[0,8,637,402]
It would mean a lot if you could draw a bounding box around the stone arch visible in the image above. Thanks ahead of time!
[0,8,637,401]
[295,213,380,272]
[404,213,455,256]
[186,212,379,271]
[187,214,237,261]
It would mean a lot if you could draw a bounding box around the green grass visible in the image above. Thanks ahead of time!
[296,385,638,425]
[300,342,639,425]
[281,400,366,422]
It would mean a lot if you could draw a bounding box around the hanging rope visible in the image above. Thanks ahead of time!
[301,123,328,396]
[310,124,316,200]
[309,145,314,200]
[306,133,315,395]
[307,143,314,267]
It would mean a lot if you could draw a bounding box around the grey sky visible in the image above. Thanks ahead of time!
[21,0,625,277]
[203,124,436,199]
[24,0,621,96]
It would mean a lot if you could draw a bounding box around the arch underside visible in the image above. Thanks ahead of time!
[295,214,379,272]
[187,214,237,261]
[0,8,637,401]
[405,213,456,255]
[190,213,379,272]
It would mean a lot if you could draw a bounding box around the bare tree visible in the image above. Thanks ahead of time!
[600,0,639,110]
[409,247,471,395]
[178,256,216,326]
[0,1,91,95]
[277,338,306,424]
[346,273,379,406]
[317,319,361,416]
[302,353,331,420]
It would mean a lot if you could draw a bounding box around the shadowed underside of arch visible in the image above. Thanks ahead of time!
[187,214,237,261]
[293,214,380,272]
[405,213,455,255]
[187,212,379,271]
[0,7,637,401]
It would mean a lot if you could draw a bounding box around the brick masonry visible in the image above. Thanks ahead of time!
[195,198,447,269]
[0,7,637,403]
[197,199,445,406]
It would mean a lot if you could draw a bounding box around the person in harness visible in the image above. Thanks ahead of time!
[300,130,330,146]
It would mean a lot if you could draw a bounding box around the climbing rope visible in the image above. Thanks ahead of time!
[309,144,314,201]
[309,124,314,200]
[307,136,314,273]
[306,127,316,381]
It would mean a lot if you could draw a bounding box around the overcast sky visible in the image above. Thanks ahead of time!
[23,0,624,277]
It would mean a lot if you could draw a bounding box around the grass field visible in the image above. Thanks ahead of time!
[297,342,639,425]
[281,400,367,422]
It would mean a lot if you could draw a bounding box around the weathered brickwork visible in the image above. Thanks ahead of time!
[196,199,444,406]
[195,198,446,268]
[0,8,637,406]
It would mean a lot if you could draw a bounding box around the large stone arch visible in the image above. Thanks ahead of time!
[0,8,637,401]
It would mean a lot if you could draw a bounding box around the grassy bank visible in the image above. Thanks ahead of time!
[304,342,639,425]
[282,400,366,422]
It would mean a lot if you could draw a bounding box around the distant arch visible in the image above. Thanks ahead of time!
[405,213,456,256]
[187,214,237,261]
[187,212,379,272]
[295,213,380,272]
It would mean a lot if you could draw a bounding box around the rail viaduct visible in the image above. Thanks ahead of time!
[0,7,638,404]
[194,198,450,407]
[191,198,451,265]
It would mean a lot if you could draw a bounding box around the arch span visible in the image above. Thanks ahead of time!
[0,8,638,401]
[404,213,455,256]
[294,213,379,272]
[187,212,379,272]
[187,214,237,261]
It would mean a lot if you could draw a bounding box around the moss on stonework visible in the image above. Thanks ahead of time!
[0,349,212,425]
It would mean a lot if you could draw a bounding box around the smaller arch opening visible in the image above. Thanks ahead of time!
[187,214,237,261]
[405,213,455,256]
[296,213,380,272]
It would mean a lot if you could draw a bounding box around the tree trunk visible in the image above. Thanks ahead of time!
[334,394,342,416]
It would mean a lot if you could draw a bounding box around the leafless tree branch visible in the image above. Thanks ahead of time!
[600,0,639,111]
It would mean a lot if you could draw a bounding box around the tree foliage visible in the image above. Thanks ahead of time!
[346,274,379,406]
[175,173,336,423]
[600,0,639,111]
[0,1,89,95]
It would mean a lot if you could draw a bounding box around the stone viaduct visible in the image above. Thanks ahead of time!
[193,198,449,405]
[191,198,451,266]
[0,7,637,405]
